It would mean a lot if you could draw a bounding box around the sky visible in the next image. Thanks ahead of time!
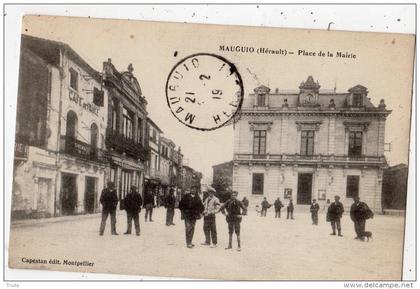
[21,15,415,182]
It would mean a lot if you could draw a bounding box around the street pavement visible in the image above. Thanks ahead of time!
[8,207,405,280]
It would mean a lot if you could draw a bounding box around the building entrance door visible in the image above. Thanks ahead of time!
[85,177,97,214]
[61,173,77,215]
[297,173,312,204]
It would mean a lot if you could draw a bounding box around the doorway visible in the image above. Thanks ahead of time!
[297,173,313,204]
[85,177,97,214]
[61,173,77,215]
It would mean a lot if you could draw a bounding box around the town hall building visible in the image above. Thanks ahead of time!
[232,76,391,212]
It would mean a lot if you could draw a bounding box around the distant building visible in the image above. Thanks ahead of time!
[145,117,163,198]
[382,164,408,210]
[212,161,233,193]
[232,76,391,212]
[160,136,176,194]
[13,35,108,219]
[182,165,202,192]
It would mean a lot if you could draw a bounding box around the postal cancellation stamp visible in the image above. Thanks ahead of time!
[165,53,244,131]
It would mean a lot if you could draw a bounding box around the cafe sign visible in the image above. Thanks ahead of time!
[69,89,99,116]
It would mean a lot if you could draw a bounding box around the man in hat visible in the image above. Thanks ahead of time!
[310,199,320,225]
[350,196,374,241]
[99,181,119,236]
[178,188,205,248]
[287,199,294,220]
[123,185,143,236]
[260,197,271,217]
[165,188,176,226]
[327,195,344,236]
[218,191,245,251]
[274,197,284,218]
[241,197,249,215]
[143,186,155,222]
[202,186,220,248]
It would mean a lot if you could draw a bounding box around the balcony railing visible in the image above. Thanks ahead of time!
[105,128,149,161]
[233,153,386,165]
[60,136,107,163]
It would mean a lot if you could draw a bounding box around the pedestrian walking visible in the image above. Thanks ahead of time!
[178,188,205,248]
[287,199,294,219]
[165,188,176,226]
[218,191,245,251]
[350,196,374,241]
[99,181,119,236]
[327,195,344,237]
[241,197,249,215]
[310,199,320,225]
[123,185,143,236]
[143,188,155,222]
[202,187,220,248]
[261,197,271,217]
[274,197,284,218]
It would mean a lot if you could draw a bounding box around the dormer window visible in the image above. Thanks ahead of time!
[257,93,266,106]
[348,85,368,107]
[353,93,363,107]
[253,85,270,107]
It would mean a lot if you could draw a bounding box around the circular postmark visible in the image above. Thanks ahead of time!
[165,53,244,131]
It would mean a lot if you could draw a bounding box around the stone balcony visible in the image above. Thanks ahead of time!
[233,153,387,167]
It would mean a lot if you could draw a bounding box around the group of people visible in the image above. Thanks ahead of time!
[259,197,295,219]
[256,195,374,241]
[177,187,245,250]
[98,181,175,236]
[98,181,375,249]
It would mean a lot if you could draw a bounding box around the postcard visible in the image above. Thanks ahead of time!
[7,14,415,280]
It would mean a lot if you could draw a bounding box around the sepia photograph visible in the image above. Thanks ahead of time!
[3,5,416,282]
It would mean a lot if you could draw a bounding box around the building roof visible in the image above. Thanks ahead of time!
[212,161,233,168]
[147,117,163,133]
[21,34,101,82]
[160,136,176,147]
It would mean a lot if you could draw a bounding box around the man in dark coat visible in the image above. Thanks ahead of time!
[165,188,176,226]
[241,197,249,215]
[178,188,205,248]
[274,197,284,218]
[143,188,155,222]
[310,199,320,225]
[327,195,344,236]
[260,197,270,217]
[287,199,294,219]
[350,196,374,241]
[123,185,143,236]
[219,191,245,251]
[99,181,119,236]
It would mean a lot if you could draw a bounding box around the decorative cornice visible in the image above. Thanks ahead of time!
[296,120,323,131]
[343,121,371,132]
[239,109,391,118]
[249,120,273,131]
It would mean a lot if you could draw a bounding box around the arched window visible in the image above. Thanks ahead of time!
[66,111,78,140]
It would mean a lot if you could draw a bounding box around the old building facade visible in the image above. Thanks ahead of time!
[232,76,391,212]
[160,137,176,194]
[102,60,149,204]
[144,117,163,198]
[13,35,108,218]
